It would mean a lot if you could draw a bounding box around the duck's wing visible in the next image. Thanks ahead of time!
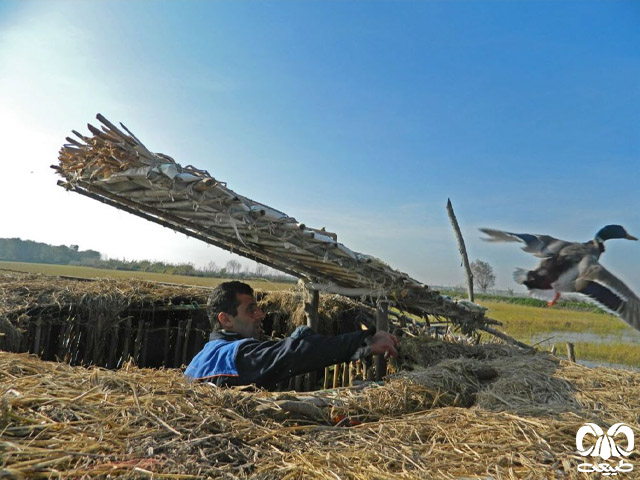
[575,258,640,332]
[479,228,571,258]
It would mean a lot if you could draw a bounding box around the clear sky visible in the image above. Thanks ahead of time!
[0,0,638,293]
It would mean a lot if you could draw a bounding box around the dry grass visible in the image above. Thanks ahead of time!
[2,337,640,479]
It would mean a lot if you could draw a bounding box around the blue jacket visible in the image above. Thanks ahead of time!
[185,329,373,389]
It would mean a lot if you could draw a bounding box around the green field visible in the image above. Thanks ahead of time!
[0,260,295,291]
[2,261,638,368]
[478,300,640,368]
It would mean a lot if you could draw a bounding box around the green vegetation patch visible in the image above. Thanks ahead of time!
[568,342,640,367]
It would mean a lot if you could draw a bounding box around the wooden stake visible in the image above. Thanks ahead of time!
[323,367,331,390]
[342,362,350,387]
[566,343,576,363]
[332,365,340,389]
[303,286,319,389]
[304,286,320,331]
[446,198,474,302]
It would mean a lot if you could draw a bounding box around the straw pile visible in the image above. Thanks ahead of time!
[0,271,410,372]
[3,336,639,479]
[0,270,213,368]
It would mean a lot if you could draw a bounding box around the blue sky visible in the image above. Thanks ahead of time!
[0,0,638,292]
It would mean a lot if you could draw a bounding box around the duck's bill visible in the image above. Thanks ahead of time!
[626,234,638,240]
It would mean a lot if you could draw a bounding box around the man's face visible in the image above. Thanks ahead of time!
[221,293,265,339]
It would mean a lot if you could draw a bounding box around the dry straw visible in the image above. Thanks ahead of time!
[2,335,639,479]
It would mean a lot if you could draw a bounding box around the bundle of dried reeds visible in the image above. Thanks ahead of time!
[54,114,494,337]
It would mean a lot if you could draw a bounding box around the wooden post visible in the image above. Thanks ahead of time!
[349,362,356,386]
[332,365,340,389]
[323,367,331,389]
[304,286,320,331]
[304,285,320,389]
[375,301,389,381]
[566,343,576,363]
[342,362,350,387]
[446,198,474,302]
[550,344,557,356]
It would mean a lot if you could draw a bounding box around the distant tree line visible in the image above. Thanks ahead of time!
[0,238,101,265]
[0,237,295,282]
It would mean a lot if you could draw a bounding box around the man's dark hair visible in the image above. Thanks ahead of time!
[207,281,254,331]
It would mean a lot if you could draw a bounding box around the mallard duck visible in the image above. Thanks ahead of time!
[480,225,640,332]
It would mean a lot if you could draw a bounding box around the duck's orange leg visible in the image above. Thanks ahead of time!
[547,292,561,307]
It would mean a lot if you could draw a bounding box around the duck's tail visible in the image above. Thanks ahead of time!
[513,268,528,284]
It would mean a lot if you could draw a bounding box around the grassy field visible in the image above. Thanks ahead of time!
[0,260,295,291]
[478,300,640,368]
[3,261,637,368]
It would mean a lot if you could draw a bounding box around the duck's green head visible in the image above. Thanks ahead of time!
[595,225,638,242]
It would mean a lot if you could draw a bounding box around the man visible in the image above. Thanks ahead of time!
[185,281,398,389]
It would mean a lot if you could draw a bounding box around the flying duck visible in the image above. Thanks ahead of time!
[480,225,640,332]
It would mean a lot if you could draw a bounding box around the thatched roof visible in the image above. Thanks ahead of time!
[53,115,496,337]
[2,338,639,479]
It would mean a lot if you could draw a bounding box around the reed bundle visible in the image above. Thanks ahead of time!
[2,335,639,479]
[53,114,496,337]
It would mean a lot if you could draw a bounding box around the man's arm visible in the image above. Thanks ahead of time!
[235,330,377,389]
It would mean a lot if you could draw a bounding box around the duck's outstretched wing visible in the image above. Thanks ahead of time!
[575,259,640,333]
[479,228,571,258]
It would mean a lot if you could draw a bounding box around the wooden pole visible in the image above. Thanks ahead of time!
[332,365,340,389]
[446,198,474,302]
[303,285,319,390]
[304,287,320,331]
[342,362,350,387]
[323,367,331,389]
[566,343,576,363]
[375,301,389,381]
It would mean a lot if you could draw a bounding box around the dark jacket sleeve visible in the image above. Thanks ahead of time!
[234,331,371,389]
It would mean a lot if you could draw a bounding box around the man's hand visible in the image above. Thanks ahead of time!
[370,331,399,358]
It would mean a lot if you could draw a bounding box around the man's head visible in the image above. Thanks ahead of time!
[207,281,265,339]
